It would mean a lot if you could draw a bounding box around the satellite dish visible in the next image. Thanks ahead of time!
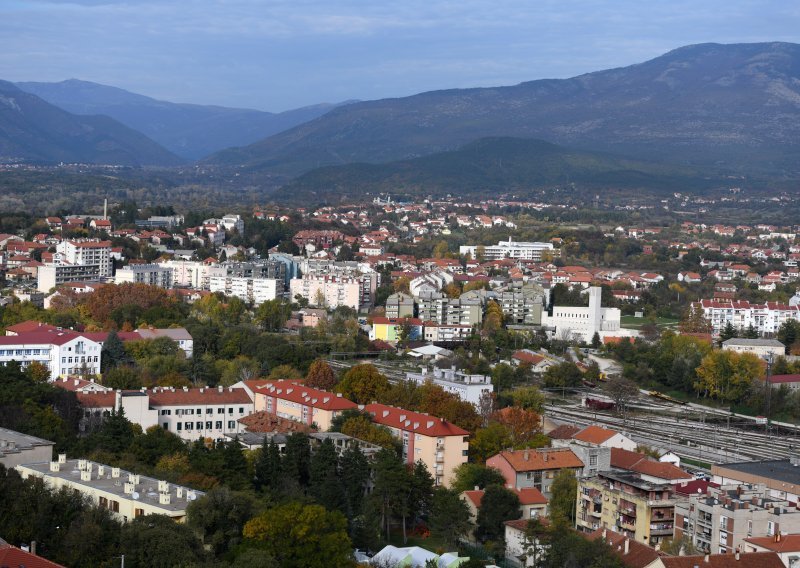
[132,492,140,500]
[187,493,197,501]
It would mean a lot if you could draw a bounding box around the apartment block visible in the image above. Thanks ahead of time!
[17,456,204,523]
[290,275,362,310]
[487,448,584,500]
[459,239,559,262]
[114,263,173,288]
[385,292,415,319]
[0,330,102,377]
[209,275,280,305]
[675,483,800,555]
[57,240,113,277]
[404,367,492,406]
[252,381,358,430]
[364,403,469,487]
[576,470,677,547]
[37,263,103,292]
[0,427,54,469]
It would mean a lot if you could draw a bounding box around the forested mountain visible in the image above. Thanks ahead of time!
[206,42,800,177]
[0,80,182,166]
[17,79,351,159]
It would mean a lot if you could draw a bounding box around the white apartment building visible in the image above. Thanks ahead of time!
[160,260,227,289]
[423,322,474,342]
[290,275,362,310]
[203,214,244,234]
[697,299,800,336]
[37,263,103,292]
[76,386,253,442]
[0,330,102,377]
[459,238,560,262]
[209,276,280,305]
[17,456,204,522]
[405,367,492,406]
[57,240,113,277]
[114,264,173,288]
[543,286,621,343]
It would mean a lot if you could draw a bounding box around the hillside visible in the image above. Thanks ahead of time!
[276,137,720,203]
[206,42,800,177]
[0,80,182,166]
[17,79,350,160]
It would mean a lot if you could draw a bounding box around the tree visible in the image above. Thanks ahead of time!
[428,487,473,547]
[490,406,544,447]
[24,361,50,383]
[339,444,370,519]
[102,366,142,389]
[187,487,256,556]
[511,386,546,413]
[491,363,515,393]
[255,299,291,332]
[606,376,640,416]
[305,359,337,391]
[483,300,504,333]
[695,350,763,403]
[120,514,207,568]
[254,439,282,492]
[475,485,521,543]
[267,364,303,381]
[341,416,398,449]
[549,469,578,528]
[718,321,738,345]
[591,331,601,349]
[336,364,390,404]
[309,438,345,512]
[371,448,409,541]
[778,319,800,354]
[542,361,582,388]
[243,502,355,568]
[283,433,312,488]
[451,463,506,493]
[101,329,129,371]
[679,304,712,334]
[471,422,513,463]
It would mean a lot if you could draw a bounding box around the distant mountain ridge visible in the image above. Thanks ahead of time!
[276,136,719,203]
[205,42,800,177]
[17,79,353,159]
[0,80,182,166]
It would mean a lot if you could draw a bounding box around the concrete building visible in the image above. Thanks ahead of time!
[544,286,622,343]
[385,292,415,319]
[675,483,800,555]
[697,299,800,337]
[0,427,54,469]
[487,448,584,499]
[460,239,559,262]
[744,534,800,567]
[17,457,204,522]
[57,240,113,277]
[404,367,492,406]
[0,330,102,377]
[135,327,194,358]
[37,263,103,292]
[252,381,358,431]
[364,403,469,487]
[712,456,800,505]
[370,317,423,342]
[722,338,786,359]
[422,322,474,343]
[160,259,227,289]
[114,264,173,288]
[570,425,639,452]
[209,276,280,305]
[290,275,362,310]
[417,293,483,326]
[576,470,677,547]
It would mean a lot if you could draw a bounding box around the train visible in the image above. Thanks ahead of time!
[648,390,687,405]
[585,397,615,411]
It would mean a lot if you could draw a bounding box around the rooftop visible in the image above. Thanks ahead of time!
[364,403,470,437]
[722,338,785,347]
[488,448,584,472]
[18,458,204,514]
[586,528,661,568]
[660,552,783,568]
[0,427,54,457]
[745,534,800,552]
[714,459,800,488]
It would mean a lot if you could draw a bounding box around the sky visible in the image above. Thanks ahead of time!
[2,0,799,112]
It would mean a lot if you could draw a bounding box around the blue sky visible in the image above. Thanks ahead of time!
[2,0,799,112]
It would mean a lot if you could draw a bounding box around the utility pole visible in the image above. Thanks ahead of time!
[765,353,774,436]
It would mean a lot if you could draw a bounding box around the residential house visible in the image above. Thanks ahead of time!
[487,448,584,499]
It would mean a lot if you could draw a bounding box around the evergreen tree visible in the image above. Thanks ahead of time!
[254,439,282,492]
[718,321,738,345]
[340,444,370,519]
[428,487,472,548]
[309,438,345,512]
[283,433,312,488]
[475,485,521,543]
[101,329,129,372]
[220,438,249,490]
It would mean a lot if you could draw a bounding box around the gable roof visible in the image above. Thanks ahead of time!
[660,552,783,568]
[586,528,661,568]
[745,534,800,552]
[488,448,584,472]
[148,387,252,406]
[0,544,66,568]
[610,448,691,481]
[257,381,357,411]
[573,425,619,444]
[547,424,582,440]
[462,487,548,508]
[364,403,469,437]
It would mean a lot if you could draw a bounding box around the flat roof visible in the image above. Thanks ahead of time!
[18,459,204,514]
[715,459,800,487]
[0,427,54,457]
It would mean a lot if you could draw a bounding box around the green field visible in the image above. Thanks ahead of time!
[620,316,680,330]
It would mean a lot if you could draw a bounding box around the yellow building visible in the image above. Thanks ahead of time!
[364,403,469,487]
[577,470,676,547]
[16,456,203,523]
[253,381,358,431]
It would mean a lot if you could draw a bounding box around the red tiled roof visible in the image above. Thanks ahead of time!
[365,403,469,437]
[76,392,115,408]
[148,387,252,406]
[0,545,66,568]
[4,320,60,334]
[463,487,547,508]
[610,448,691,480]
[585,528,661,568]
[547,424,581,440]
[768,374,800,384]
[238,411,315,434]
[512,350,546,365]
[660,552,783,568]
[573,425,619,444]
[0,330,82,346]
[744,534,800,552]
[488,448,583,472]
[257,381,357,411]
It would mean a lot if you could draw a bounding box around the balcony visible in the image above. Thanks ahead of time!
[435,453,444,463]
[650,523,674,535]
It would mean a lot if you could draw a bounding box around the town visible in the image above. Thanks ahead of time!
[1,194,800,568]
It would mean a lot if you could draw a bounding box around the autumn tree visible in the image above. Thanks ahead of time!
[511,386,545,413]
[490,406,544,447]
[243,502,355,568]
[606,376,640,416]
[549,469,578,528]
[335,364,390,404]
[483,300,504,333]
[255,299,292,332]
[679,303,712,334]
[694,350,763,403]
[306,359,336,390]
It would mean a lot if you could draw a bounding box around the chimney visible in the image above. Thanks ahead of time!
[602,528,607,539]
[624,538,629,555]
[704,554,710,563]
[30,541,36,556]
[474,485,480,491]
[524,450,530,461]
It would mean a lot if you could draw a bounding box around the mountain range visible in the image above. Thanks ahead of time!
[276,137,719,203]
[205,42,800,179]
[16,79,352,160]
[0,80,182,166]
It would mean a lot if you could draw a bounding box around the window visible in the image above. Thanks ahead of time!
[228,420,235,429]
[205,421,212,429]
[196,421,202,429]
[239,407,244,414]
[215,421,222,429]
[218,408,224,414]
[110,500,119,513]
[177,422,182,431]
[135,508,144,518]
[206,408,213,414]
[185,422,192,430]
[589,455,598,466]
[768,521,775,536]
[228,408,233,414]
[163,423,169,430]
